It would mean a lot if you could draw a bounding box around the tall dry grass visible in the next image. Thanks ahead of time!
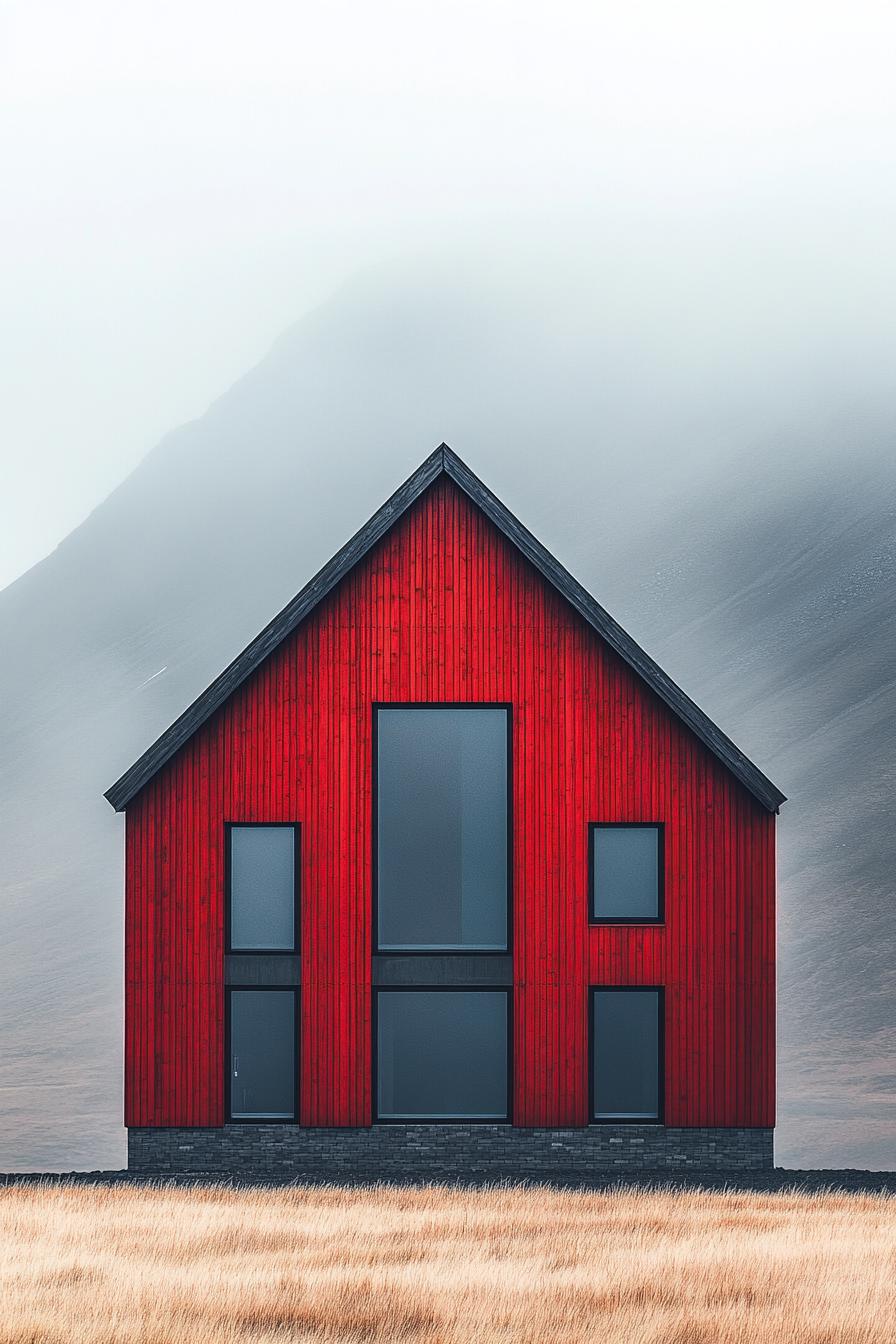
[0,1180,894,1342]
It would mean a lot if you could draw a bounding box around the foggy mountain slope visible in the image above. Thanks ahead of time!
[603,469,896,1167]
[0,264,894,1171]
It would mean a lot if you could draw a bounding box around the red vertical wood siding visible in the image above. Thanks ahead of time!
[125,477,775,1128]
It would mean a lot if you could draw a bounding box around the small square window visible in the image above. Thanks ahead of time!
[590,824,662,923]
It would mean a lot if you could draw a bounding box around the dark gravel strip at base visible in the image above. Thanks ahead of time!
[1,1169,895,1194]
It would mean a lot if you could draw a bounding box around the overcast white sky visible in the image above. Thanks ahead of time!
[2,1,895,591]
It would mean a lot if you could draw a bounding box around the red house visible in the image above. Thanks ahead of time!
[106,446,784,1176]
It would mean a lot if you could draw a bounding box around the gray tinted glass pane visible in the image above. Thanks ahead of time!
[230,826,296,949]
[593,827,659,920]
[230,991,296,1119]
[593,990,660,1118]
[377,708,508,949]
[377,991,508,1118]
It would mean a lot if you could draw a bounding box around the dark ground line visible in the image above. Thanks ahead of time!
[2,1169,895,1194]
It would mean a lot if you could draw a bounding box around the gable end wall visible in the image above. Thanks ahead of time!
[125,478,775,1129]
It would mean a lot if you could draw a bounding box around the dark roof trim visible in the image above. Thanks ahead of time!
[105,444,786,812]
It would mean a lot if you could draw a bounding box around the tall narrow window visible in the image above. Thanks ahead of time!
[590,824,662,923]
[376,990,509,1120]
[376,706,509,950]
[228,824,299,951]
[228,989,297,1120]
[592,988,662,1121]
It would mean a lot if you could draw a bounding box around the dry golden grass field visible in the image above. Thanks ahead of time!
[1,1180,894,1343]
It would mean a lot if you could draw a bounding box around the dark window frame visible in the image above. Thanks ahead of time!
[224,984,300,1124]
[588,985,665,1124]
[588,822,665,925]
[225,821,301,954]
[372,985,513,1124]
[372,703,513,955]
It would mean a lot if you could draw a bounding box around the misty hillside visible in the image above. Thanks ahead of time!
[1,262,894,1171]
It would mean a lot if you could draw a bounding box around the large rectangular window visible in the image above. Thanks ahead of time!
[228,989,297,1120]
[590,824,662,923]
[227,824,299,951]
[375,989,509,1120]
[375,706,509,950]
[591,988,662,1121]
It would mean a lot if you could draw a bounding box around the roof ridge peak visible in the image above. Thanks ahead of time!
[105,444,785,812]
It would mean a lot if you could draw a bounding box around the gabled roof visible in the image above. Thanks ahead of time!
[105,444,786,812]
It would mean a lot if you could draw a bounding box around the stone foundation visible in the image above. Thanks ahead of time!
[128,1124,773,1178]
